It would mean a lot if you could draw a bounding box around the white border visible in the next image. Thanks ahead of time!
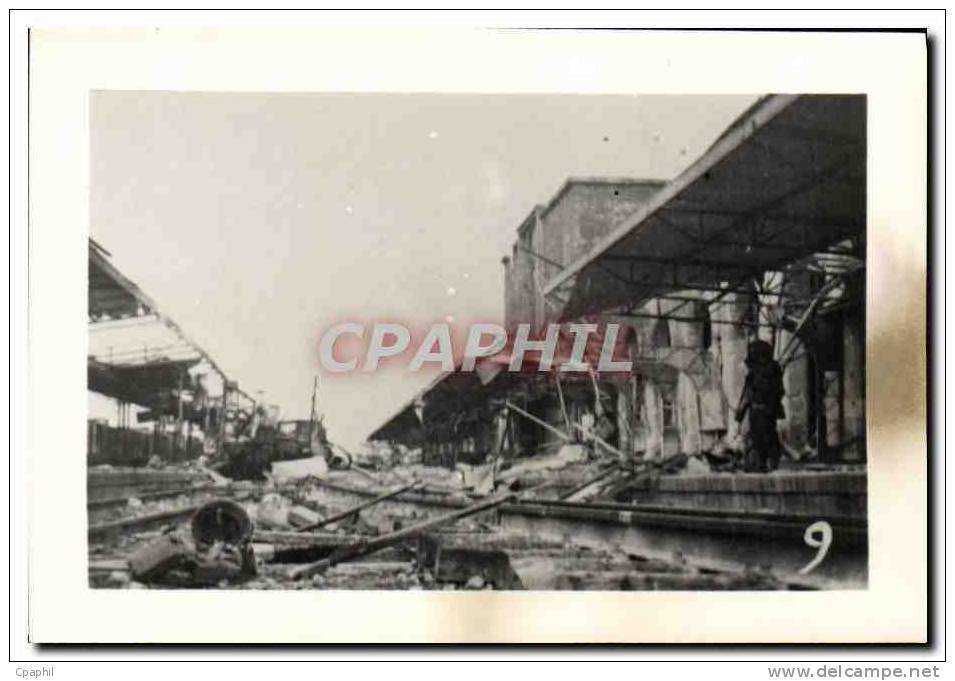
[9,8,943,661]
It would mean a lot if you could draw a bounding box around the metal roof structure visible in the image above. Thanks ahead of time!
[89,239,157,321]
[88,239,254,408]
[88,356,201,410]
[367,95,867,445]
[367,324,631,443]
[542,94,866,320]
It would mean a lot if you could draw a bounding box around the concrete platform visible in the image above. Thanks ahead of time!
[617,470,867,521]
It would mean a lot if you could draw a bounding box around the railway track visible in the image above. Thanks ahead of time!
[308,478,867,589]
[86,471,867,590]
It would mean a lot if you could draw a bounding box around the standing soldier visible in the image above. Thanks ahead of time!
[736,339,785,472]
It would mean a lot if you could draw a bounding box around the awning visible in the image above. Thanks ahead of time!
[366,370,496,444]
[367,324,633,443]
[89,239,157,321]
[88,238,253,405]
[543,94,866,320]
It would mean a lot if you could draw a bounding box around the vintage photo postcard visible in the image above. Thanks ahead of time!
[24,26,929,644]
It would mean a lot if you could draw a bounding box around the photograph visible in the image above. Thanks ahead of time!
[16,18,934,652]
[86,91,867,592]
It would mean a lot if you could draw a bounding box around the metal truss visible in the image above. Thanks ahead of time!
[544,144,863,307]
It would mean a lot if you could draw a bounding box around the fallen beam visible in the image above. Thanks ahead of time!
[289,491,517,579]
[504,401,573,443]
[570,421,627,461]
[296,481,421,532]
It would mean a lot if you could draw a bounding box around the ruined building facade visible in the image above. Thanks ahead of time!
[372,94,866,469]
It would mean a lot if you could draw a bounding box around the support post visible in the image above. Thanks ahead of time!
[297,481,420,532]
[553,373,571,433]
[176,370,185,459]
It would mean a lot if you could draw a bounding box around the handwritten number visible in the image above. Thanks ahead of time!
[799,520,832,575]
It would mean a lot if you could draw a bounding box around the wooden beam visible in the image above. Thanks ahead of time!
[504,400,573,443]
[296,481,421,532]
[289,491,518,579]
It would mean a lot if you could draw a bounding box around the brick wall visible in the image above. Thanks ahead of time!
[503,179,663,330]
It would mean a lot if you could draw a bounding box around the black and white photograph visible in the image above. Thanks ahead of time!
[86,92,868,592]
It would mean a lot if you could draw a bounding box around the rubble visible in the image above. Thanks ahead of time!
[88,456,848,591]
[271,456,329,483]
[123,499,257,588]
[496,443,589,484]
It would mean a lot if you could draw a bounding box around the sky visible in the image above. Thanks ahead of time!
[91,92,758,449]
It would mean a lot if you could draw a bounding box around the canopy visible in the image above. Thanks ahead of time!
[89,239,157,321]
[543,94,866,320]
[88,238,255,408]
[367,323,632,443]
[88,357,199,410]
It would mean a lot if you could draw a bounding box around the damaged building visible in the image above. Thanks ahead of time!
[367,94,868,585]
[88,238,262,467]
[540,94,866,467]
[373,94,865,469]
[88,93,869,592]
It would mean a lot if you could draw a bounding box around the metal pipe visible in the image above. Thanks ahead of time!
[296,481,421,532]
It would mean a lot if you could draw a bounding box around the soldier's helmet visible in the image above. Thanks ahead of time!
[744,339,774,368]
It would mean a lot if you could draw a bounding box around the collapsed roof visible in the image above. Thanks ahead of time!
[88,239,253,409]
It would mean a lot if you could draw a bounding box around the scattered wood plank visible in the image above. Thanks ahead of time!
[289,491,516,579]
[349,465,383,485]
[296,481,421,532]
[570,420,627,461]
[504,401,573,443]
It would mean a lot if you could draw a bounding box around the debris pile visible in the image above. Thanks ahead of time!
[88,463,794,591]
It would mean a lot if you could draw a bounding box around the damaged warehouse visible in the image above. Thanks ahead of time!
[367,94,868,584]
[88,93,868,592]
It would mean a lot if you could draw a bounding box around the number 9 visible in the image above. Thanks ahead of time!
[799,520,832,575]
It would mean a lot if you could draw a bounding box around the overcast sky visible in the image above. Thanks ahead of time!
[91,92,757,448]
